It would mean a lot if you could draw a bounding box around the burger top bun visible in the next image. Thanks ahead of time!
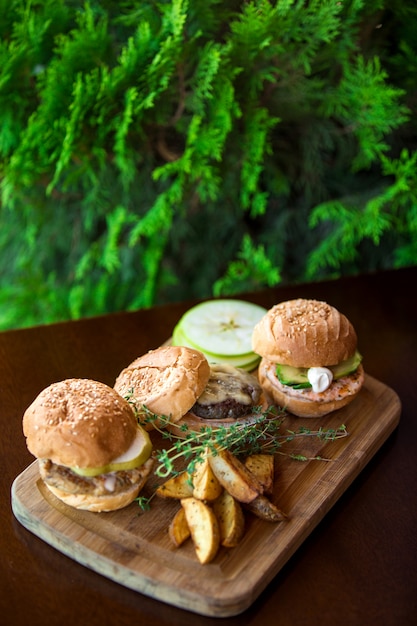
[23,378,138,469]
[252,298,357,368]
[114,345,211,424]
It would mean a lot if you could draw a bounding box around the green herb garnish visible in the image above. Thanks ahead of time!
[136,404,348,479]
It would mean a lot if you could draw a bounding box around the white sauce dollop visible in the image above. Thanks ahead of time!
[307,367,334,393]
[104,474,117,492]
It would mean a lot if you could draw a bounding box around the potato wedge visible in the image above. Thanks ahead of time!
[156,471,193,499]
[213,490,245,548]
[168,506,191,547]
[181,497,220,564]
[244,454,274,494]
[244,494,287,522]
[208,447,263,503]
[192,457,223,501]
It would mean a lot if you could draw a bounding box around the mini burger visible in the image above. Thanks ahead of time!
[114,345,264,434]
[23,378,154,511]
[252,299,364,418]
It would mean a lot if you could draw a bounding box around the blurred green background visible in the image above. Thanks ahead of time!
[1,0,416,330]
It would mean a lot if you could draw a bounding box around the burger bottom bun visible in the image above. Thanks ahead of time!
[45,481,142,512]
[258,359,364,418]
[41,457,155,512]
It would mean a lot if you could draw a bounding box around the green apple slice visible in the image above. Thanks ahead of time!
[71,425,152,477]
[226,354,261,372]
[176,299,267,357]
[172,322,260,370]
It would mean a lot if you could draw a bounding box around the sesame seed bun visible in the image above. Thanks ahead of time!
[252,299,357,368]
[252,299,364,418]
[23,378,153,511]
[114,345,211,426]
[23,378,138,468]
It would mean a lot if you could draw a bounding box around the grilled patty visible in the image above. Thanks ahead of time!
[191,364,262,420]
[38,457,154,497]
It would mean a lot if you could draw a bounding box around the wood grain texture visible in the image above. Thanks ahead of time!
[11,374,400,618]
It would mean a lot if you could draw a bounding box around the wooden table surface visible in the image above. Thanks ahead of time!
[2,267,417,626]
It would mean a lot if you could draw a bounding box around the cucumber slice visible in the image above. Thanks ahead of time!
[276,363,310,388]
[276,351,362,388]
[176,299,267,357]
[331,351,362,378]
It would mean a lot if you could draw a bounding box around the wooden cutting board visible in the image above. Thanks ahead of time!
[11,374,401,618]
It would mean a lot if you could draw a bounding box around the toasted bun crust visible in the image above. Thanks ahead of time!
[23,379,137,468]
[252,299,357,368]
[258,358,364,418]
[114,346,211,424]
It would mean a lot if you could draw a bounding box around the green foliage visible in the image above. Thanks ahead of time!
[320,55,409,170]
[0,0,416,330]
[307,148,417,278]
[213,235,281,297]
[137,404,349,481]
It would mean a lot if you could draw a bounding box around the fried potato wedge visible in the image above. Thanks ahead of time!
[244,494,287,522]
[181,497,220,564]
[156,471,193,499]
[208,447,263,503]
[244,454,274,494]
[192,457,223,501]
[213,490,245,548]
[168,506,191,547]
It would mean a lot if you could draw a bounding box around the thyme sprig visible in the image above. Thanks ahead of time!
[136,404,348,479]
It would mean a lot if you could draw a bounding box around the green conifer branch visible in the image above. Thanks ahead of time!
[0,1,416,329]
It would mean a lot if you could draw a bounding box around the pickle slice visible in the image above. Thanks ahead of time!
[71,425,152,477]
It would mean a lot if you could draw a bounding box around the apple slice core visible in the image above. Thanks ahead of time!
[175,299,267,357]
[172,323,260,370]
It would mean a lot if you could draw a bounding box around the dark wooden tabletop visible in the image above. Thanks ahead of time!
[2,267,417,626]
